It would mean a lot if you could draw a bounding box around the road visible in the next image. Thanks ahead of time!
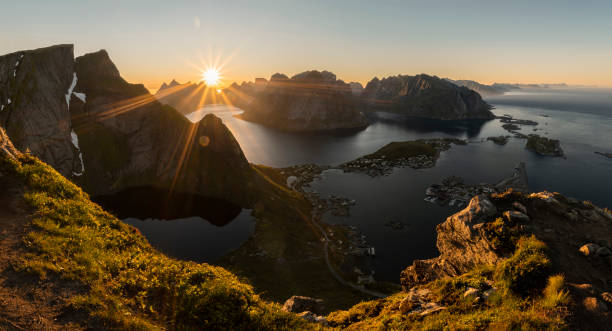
[310,218,387,299]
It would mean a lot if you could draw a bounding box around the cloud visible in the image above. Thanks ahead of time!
[194,16,201,29]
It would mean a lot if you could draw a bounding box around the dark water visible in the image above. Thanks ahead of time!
[94,187,255,263]
[129,88,610,279]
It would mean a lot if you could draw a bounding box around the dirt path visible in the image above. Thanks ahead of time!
[0,178,85,330]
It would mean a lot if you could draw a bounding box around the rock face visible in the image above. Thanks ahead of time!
[400,195,501,289]
[239,70,369,132]
[362,74,494,120]
[525,135,564,156]
[70,50,255,206]
[401,191,612,292]
[1,45,255,207]
[0,45,81,176]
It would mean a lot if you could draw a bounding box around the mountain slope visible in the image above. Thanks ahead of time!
[362,74,495,120]
[0,127,309,330]
[239,70,369,132]
[1,46,256,207]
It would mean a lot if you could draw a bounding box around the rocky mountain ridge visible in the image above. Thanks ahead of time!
[238,70,370,132]
[362,74,495,120]
[1,45,256,207]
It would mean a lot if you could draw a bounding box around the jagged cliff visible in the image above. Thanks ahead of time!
[1,45,255,207]
[0,45,82,176]
[362,74,495,120]
[71,50,255,205]
[239,70,369,132]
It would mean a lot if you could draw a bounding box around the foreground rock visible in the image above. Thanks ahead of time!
[238,70,369,132]
[0,45,82,176]
[362,74,494,120]
[525,134,564,156]
[401,191,612,291]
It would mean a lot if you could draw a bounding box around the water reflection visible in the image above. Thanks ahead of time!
[366,112,490,138]
[94,186,242,226]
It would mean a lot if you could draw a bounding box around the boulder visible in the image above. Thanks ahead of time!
[580,243,600,257]
[282,296,325,315]
[504,210,530,223]
[512,202,528,214]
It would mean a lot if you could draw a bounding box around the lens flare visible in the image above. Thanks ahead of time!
[202,68,220,86]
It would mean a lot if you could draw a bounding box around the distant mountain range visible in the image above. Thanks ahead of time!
[444,78,570,97]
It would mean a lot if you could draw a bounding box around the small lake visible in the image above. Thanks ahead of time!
[94,187,255,263]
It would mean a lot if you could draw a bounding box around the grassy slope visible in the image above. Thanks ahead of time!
[327,235,569,330]
[0,152,313,330]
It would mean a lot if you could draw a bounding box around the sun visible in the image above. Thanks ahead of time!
[202,68,221,86]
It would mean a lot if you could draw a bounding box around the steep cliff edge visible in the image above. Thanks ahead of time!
[362,74,495,120]
[238,70,369,132]
[401,191,612,290]
[70,50,255,205]
[0,45,81,176]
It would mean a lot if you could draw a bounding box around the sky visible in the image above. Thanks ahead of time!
[2,0,612,91]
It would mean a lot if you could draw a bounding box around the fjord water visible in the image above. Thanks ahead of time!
[125,88,610,280]
[94,187,255,263]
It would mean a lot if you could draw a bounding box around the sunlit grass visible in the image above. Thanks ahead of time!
[2,153,310,330]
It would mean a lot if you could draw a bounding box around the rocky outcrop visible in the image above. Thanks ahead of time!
[525,135,564,156]
[401,191,612,292]
[401,195,501,289]
[238,70,369,132]
[362,74,494,120]
[0,45,82,176]
[70,50,255,206]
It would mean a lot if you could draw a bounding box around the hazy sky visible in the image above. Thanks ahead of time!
[2,0,612,91]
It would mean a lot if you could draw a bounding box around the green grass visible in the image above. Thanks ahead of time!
[326,235,568,330]
[1,153,312,330]
[494,236,552,297]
